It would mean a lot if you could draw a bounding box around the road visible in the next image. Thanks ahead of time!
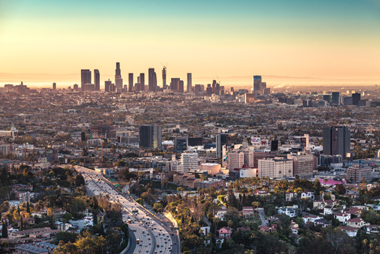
[75,166,178,254]
[257,208,268,226]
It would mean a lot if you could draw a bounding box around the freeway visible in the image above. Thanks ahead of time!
[75,166,177,254]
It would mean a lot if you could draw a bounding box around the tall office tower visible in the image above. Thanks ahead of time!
[228,151,244,170]
[115,62,123,91]
[206,84,212,95]
[323,126,350,158]
[128,73,133,92]
[94,69,100,91]
[352,93,361,105]
[187,73,192,93]
[105,79,112,92]
[216,133,228,158]
[139,125,162,149]
[148,68,157,91]
[81,69,91,91]
[115,62,121,77]
[253,75,262,94]
[52,82,56,90]
[73,84,79,90]
[170,78,180,91]
[261,82,266,94]
[139,73,145,91]
[332,92,340,105]
[212,80,216,93]
[215,82,220,95]
[162,66,167,89]
[179,80,184,93]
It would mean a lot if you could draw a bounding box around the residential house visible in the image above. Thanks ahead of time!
[259,224,277,233]
[290,221,299,234]
[218,227,232,239]
[216,208,227,221]
[278,207,297,218]
[303,214,322,224]
[338,226,359,237]
[366,225,380,234]
[241,206,254,218]
[285,192,297,202]
[314,218,331,228]
[347,218,369,228]
[336,213,351,224]
[300,190,315,200]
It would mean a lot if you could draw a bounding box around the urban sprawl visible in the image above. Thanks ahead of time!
[1,63,380,254]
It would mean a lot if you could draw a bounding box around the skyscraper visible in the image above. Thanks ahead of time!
[170,78,180,91]
[104,80,112,92]
[187,73,192,93]
[94,69,100,91]
[212,80,216,93]
[81,69,91,91]
[253,75,262,94]
[148,68,157,91]
[52,82,56,90]
[332,92,340,105]
[139,125,162,149]
[128,73,133,92]
[216,133,228,158]
[139,73,145,91]
[179,80,184,93]
[162,66,167,89]
[115,62,123,92]
[115,62,121,77]
[352,93,361,105]
[323,126,350,158]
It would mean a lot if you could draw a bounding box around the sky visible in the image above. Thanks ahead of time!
[0,0,379,88]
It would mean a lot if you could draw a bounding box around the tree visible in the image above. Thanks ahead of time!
[26,202,30,214]
[2,221,8,238]
[335,184,346,195]
[153,203,164,213]
[63,212,73,221]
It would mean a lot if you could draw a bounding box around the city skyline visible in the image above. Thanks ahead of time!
[0,0,379,87]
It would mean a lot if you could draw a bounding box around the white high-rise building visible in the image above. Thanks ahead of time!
[258,157,293,179]
[228,151,244,170]
[180,152,199,173]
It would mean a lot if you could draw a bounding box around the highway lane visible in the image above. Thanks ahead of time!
[75,166,175,254]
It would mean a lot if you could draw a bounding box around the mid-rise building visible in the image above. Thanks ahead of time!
[287,153,315,177]
[242,149,254,167]
[139,125,162,149]
[346,165,372,183]
[258,157,293,179]
[323,126,350,158]
[228,151,244,170]
[180,152,199,173]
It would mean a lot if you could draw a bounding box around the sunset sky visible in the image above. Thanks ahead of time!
[0,0,379,88]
